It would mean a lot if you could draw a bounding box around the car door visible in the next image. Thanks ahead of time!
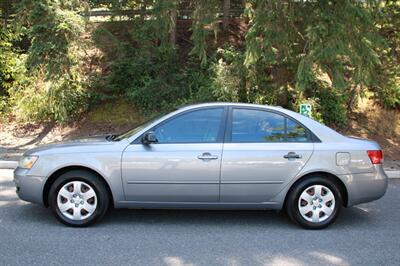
[121,107,226,202]
[220,107,314,202]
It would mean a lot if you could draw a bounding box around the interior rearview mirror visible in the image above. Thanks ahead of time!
[141,131,157,144]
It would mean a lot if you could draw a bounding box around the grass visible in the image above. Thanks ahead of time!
[86,99,148,127]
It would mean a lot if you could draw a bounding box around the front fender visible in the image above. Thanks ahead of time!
[29,152,125,205]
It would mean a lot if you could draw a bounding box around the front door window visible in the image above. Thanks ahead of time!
[154,108,224,143]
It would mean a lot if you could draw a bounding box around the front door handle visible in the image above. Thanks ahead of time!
[197,152,218,160]
[283,152,302,159]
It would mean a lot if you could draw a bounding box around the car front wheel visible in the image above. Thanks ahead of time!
[49,170,109,227]
[286,176,342,229]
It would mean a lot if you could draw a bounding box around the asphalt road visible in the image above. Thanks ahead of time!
[1,169,399,266]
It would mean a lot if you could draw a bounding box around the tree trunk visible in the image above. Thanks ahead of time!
[3,0,9,27]
[347,85,361,116]
[83,2,90,27]
[141,0,147,21]
[223,0,230,29]
[169,2,177,45]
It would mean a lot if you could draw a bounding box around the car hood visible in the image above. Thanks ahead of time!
[24,135,115,155]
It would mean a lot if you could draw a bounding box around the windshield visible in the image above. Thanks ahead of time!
[112,114,164,141]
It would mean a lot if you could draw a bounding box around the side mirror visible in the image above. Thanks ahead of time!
[141,131,157,144]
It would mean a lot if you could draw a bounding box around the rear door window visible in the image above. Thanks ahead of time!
[230,108,309,142]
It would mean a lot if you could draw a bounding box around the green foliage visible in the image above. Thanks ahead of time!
[108,54,184,110]
[151,0,177,51]
[0,95,8,115]
[11,68,87,122]
[87,99,146,126]
[99,49,214,112]
[211,45,291,107]
[293,78,348,128]
[0,29,13,95]
[91,25,124,60]
[244,0,294,67]
[0,25,25,114]
[8,0,88,122]
[314,86,348,128]
[92,20,215,112]
[243,0,386,128]
[1,0,399,128]
[190,0,219,65]
[0,26,19,93]
[212,46,247,102]
[373,1,400,108]
[16,0,85,76]
[376,77,400,109]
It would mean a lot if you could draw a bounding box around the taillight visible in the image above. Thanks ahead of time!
[367,150,383,164]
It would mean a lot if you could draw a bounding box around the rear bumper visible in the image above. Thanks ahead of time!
[343,164,388,207]
[13,167,46,205]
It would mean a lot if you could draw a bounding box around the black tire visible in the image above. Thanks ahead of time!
[48,170,110,227]
[286,176,342,229]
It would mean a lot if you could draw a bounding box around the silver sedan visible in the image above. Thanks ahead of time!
[14,103,388,229]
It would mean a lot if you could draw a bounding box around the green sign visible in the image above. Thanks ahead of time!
[299,103,312,117]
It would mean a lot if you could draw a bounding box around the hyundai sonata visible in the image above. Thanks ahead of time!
[14,103,388,229]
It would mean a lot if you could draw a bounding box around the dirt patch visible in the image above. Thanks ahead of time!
[0,100,147,152]
[341,101,400,161]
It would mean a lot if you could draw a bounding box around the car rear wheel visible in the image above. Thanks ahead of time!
[49,170,109,227]
[286,176,342,229]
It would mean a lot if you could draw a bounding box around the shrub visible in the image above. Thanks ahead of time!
[103,53,216,113]
[0,26,22,95]
[300,80,348,128]
[211,46,246,102]
[92,18,216,114]
[0,25,26,116]
[9,0,88,123]
[10,68,87,122]
[318,89,348,129]
[375,74,400,109]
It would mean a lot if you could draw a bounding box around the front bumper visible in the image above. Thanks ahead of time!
[344,164,388,207]
[13,167,46,205]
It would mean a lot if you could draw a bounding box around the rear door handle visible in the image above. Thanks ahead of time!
[283,152,302,159]
[197,152,218,160]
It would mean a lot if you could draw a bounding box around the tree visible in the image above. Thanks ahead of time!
[169,0,177,44]
[223,0,230,29]
[1,0,398,126]
[243,0,384,125]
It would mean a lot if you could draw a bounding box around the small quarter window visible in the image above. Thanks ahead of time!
[286,119,308,142]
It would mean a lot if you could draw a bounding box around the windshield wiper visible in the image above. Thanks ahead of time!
[106,134,117,141]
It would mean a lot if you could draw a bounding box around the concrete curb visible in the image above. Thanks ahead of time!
[0,159,399,178]
[0,160,18,169]
[386,170,400,179]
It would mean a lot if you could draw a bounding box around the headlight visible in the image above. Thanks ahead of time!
[19,155,39,169]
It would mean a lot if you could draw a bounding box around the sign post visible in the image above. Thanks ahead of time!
[299,103,312,118]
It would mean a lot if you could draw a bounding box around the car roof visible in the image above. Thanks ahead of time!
[177,102,284,111]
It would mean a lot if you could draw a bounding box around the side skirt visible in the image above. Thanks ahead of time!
[114,201,281,210]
